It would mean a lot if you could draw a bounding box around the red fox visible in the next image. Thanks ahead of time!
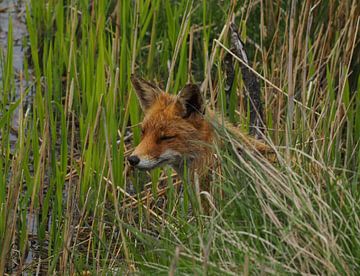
[128,76,214,179]
[127,76,215,179]
[127,76,271,181]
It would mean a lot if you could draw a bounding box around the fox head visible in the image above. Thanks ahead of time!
[128,76,213,174]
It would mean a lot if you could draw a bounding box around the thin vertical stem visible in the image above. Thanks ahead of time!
[287,0,296,160]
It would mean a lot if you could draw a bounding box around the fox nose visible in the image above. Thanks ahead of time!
[128,155,140,166]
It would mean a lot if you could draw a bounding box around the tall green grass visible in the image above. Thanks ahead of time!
[0,0,359,274]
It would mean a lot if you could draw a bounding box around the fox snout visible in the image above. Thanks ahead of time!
[127,154,157,170]
[127,149,182,171]
[127,154,159,170]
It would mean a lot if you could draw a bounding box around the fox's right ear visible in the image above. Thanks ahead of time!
[131,75,160,112]
[177,84,204,118]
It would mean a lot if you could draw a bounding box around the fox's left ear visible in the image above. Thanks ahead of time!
[177,84,204,118]
[131,75,160,112]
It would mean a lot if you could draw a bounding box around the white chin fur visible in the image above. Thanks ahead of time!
[136,159,162,170]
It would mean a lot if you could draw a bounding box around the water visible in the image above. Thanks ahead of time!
[0,0,29,151]
[0,1,27,75]
[1,1,37,273]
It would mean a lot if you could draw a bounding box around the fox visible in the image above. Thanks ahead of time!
[127,76,215,180]
[127,76,271,182]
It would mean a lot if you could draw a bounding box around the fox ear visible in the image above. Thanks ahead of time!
[131,75,160,112]
[177,84,204,118]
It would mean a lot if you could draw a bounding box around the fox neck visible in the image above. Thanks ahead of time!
[170,145,214,183]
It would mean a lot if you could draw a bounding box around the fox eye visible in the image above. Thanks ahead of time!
[141,128,145,135]
[159,135,176,141]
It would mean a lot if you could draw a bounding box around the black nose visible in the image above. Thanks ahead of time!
[128,155,140,166]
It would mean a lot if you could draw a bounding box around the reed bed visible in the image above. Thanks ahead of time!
[0,0,359,274]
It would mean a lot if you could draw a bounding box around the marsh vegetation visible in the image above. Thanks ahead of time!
[0,0,359,274]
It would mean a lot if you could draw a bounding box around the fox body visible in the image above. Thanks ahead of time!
[128,76,215,178]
